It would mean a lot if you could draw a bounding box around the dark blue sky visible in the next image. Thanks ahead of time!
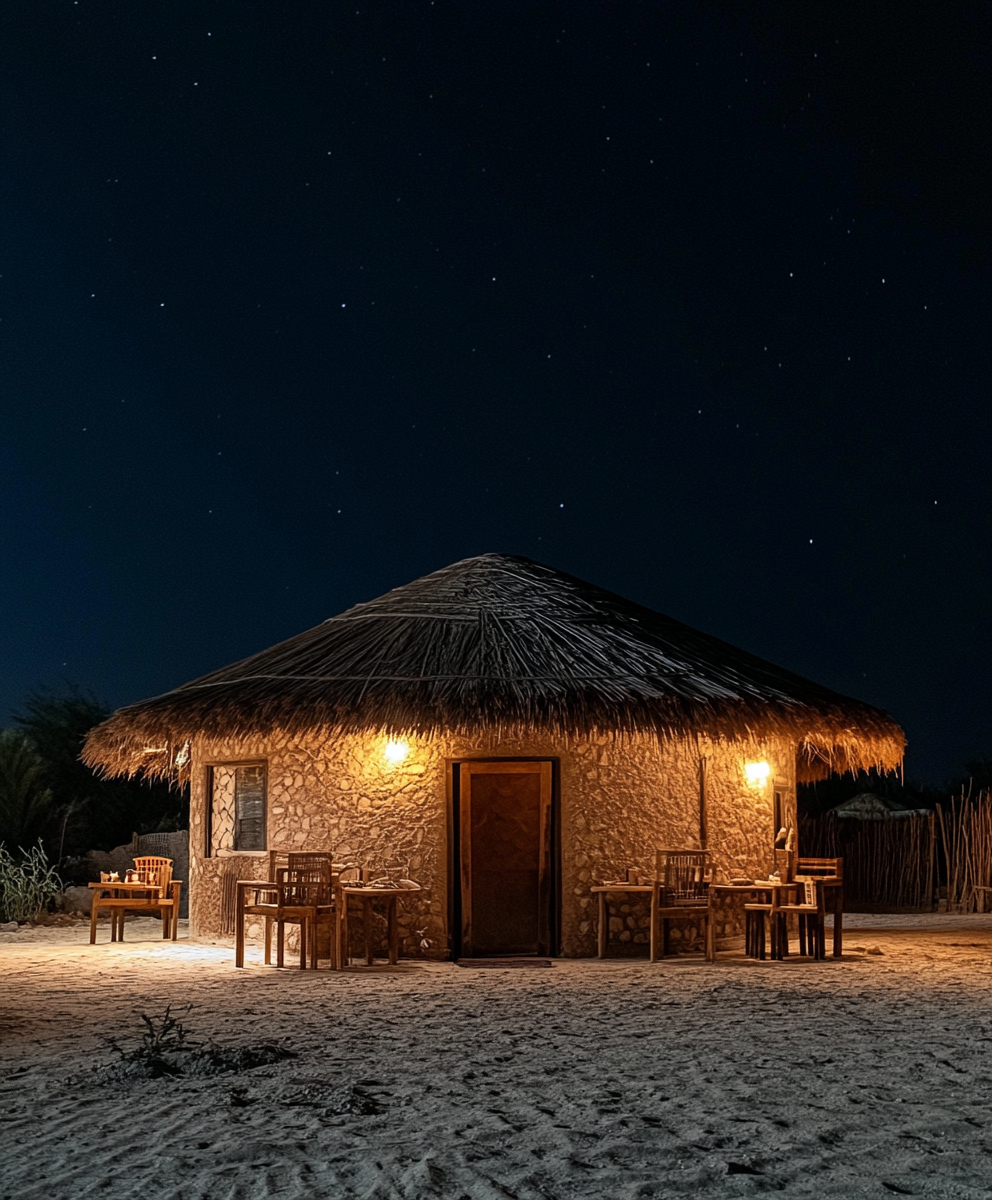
[2,2,988,782]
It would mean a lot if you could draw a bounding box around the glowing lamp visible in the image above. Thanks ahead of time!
[744,761,771,786]
[384,740,410,764]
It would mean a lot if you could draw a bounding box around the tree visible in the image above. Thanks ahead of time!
[11,686,187,860]
[0,730,55,850]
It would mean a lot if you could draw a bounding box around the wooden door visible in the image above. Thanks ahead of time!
[459,761,552,957]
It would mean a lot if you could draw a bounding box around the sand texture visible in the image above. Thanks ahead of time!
[3,916,992,1198]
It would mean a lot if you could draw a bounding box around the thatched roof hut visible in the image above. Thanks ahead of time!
[830,793,928,819]
[84,553,903,783]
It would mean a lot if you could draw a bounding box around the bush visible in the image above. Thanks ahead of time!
[0,841,64,923]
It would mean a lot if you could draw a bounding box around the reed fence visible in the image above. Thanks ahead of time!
[937,791,992,912]
[799,790,992,912]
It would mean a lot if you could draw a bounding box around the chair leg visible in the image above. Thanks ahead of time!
[264,917,272,965]
[277,921,285,968]
[705,912,715,961]
[299,919,308,970]
[90,900,100,944]
[648,891,658,963]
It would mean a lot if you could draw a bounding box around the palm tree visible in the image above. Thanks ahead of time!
[0,729,54,850]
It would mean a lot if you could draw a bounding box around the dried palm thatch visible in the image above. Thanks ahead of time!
[83,554,904,782]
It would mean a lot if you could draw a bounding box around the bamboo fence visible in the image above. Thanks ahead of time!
[800,790,992,912]
[937,790,992,912]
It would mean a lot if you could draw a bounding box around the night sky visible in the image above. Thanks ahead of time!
[2,3,988,783]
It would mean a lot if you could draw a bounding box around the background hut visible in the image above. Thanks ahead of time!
[83,553,904,957]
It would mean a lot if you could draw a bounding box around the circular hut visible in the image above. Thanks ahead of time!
[83,553,904,958]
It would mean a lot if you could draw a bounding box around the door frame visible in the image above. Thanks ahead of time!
[447,757,560,959]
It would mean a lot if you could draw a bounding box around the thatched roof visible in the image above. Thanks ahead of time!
[83,553,904,782]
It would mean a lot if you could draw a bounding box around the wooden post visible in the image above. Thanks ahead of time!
[388,895,399,964]
[698,757,709,850]
[597,891,608,958]
[363,897,374,965]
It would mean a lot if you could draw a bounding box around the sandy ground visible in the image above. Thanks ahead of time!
[3,916,992,1199]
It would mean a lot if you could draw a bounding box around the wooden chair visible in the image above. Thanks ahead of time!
[650,849,714,962]
[773,878,826,959]
[797,857,843,957]
[744,893,774,959]
[235,856,340,969]
[89,857,182,943]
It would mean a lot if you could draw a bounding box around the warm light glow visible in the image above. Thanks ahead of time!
[745,760,771,786]
[384,740,410,764]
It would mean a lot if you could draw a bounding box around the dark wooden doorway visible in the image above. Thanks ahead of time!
[457,760,553,957]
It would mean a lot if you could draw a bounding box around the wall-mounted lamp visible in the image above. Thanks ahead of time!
[744,760,771,786]
[384,739,410,764]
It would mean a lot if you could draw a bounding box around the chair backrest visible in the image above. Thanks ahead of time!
[269,849,353,882]
[797,856,843,882]
[133,855,173,894]
[656,849,710,907]
[278,862,333,906]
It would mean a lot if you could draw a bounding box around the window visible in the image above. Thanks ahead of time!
[234,764,266,851]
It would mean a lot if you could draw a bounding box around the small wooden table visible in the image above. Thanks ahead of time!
[590,884,654,959]
[337,884,421,968]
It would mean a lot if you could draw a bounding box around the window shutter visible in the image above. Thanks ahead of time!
[234,765,266,850]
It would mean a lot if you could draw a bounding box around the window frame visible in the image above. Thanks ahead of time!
[203,759,268,856]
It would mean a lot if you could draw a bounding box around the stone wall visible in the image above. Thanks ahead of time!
[188,728,795,957]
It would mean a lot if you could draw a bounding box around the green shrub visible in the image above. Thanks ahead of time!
[0,841,64,923]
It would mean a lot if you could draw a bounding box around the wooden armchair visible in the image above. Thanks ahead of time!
[89,856,182,943]
[235,854,342,970]
[650,849,715,962]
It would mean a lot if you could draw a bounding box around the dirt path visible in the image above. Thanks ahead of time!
[2,918,992,1199]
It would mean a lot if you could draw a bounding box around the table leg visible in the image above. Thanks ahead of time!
[704,908,716,961]
[171,883,181,941]
[235,886,245,968]
[364,898,374,966]
[388,895,399,965]
[832,887,843,958]
[264,916,272,965]
[597,892,607,959]
[90,896,100,944]
[339,897,349,968]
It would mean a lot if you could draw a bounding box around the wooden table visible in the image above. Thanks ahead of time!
[590,884,654,959]
[712,880,843,958]
[88,880,177,942]
[337,884,421,968]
